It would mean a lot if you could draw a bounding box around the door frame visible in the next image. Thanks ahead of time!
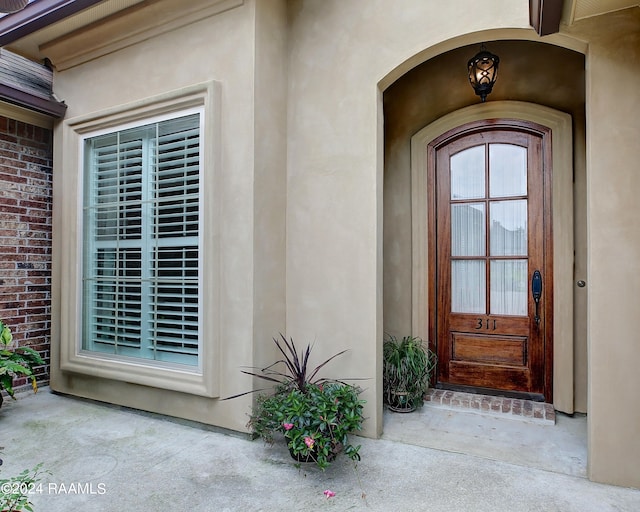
[410,101,574,412]
[430,120,553,401]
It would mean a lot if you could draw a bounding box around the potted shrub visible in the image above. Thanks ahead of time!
[228,334,365,470]
[0,320,45,409]
[383,335,436,413]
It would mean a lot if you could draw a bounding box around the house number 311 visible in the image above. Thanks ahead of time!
[475,318,497,330]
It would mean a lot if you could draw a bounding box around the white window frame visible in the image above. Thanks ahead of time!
[59,82,220,398]
[82,110,202,366]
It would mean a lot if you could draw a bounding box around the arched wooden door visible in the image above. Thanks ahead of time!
[428,120,553,401]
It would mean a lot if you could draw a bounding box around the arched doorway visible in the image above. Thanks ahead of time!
[383,40,585,414]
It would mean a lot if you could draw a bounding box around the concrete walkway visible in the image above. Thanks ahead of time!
[1,389,639,512]
[382,400,587,478]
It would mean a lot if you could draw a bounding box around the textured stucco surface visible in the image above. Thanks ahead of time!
[11,0,638,488]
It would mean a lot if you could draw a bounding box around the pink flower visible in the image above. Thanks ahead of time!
[323,489,336,499]
[304,436,315,449]
[283,422,294,431]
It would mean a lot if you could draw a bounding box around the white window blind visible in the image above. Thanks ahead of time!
[82,113,201,366]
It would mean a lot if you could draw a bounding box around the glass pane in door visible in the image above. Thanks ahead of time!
[451,146,485,199]
[452,260,486,313]
[490,259,527,315]
[452,203,485,256]
[489,144,527,198]
[490,200,527,256]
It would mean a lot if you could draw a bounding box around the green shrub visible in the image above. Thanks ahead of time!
[249,382,364,470]
[0,320,45,407]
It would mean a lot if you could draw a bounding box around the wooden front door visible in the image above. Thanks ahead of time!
[429,120,552,401]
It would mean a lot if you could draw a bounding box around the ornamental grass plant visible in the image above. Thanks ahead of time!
[383,335,436,412]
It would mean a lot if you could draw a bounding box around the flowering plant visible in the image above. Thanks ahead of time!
[249,381,364,469]
[230,334,365,470]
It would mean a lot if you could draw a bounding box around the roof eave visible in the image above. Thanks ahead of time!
[0,0,105,47]
[0,82,66,117]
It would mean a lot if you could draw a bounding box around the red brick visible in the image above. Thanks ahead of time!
[0,133,18,144]
[523,400,534,417]
[512,400,523,415]
[0,115,52,392]
[0,156,26,168]
[19,199,49,209]
[429,389,444,404]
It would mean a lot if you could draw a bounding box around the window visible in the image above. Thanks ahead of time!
[60,82,219,397]
[82,113,201,367]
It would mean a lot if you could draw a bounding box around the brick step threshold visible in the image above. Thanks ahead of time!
[424,388,556,425]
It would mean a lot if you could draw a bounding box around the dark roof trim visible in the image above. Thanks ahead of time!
[0,82,66,116]
[530,0,564,36]
[0,0,105,46]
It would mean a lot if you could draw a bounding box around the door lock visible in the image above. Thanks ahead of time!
[532,270,542,326]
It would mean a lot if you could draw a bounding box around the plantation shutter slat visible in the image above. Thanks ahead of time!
[83,113,201,366]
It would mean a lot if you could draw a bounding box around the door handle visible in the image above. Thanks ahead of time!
[532,270,542,326]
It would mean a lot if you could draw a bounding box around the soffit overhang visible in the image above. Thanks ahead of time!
[0,0,243,70]
[566,0,640,22]
[0,0,145,58]
[531,0,640,35]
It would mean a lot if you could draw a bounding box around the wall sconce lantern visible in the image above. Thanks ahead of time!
[467,44,500,102]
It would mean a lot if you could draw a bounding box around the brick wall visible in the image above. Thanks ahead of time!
[0,116,52,391]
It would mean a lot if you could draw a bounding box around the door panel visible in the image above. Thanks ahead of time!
[451,333,526,366]
[431,123,551,400]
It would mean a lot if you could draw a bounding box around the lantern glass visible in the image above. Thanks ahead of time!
[468,47,499,102]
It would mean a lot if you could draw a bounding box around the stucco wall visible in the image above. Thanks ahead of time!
[48,0,286,432]
[30,0,640,488]
[286,0,531,437]
[571,9,640,489]
[253,0,288,403]
[287,0,640,487]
